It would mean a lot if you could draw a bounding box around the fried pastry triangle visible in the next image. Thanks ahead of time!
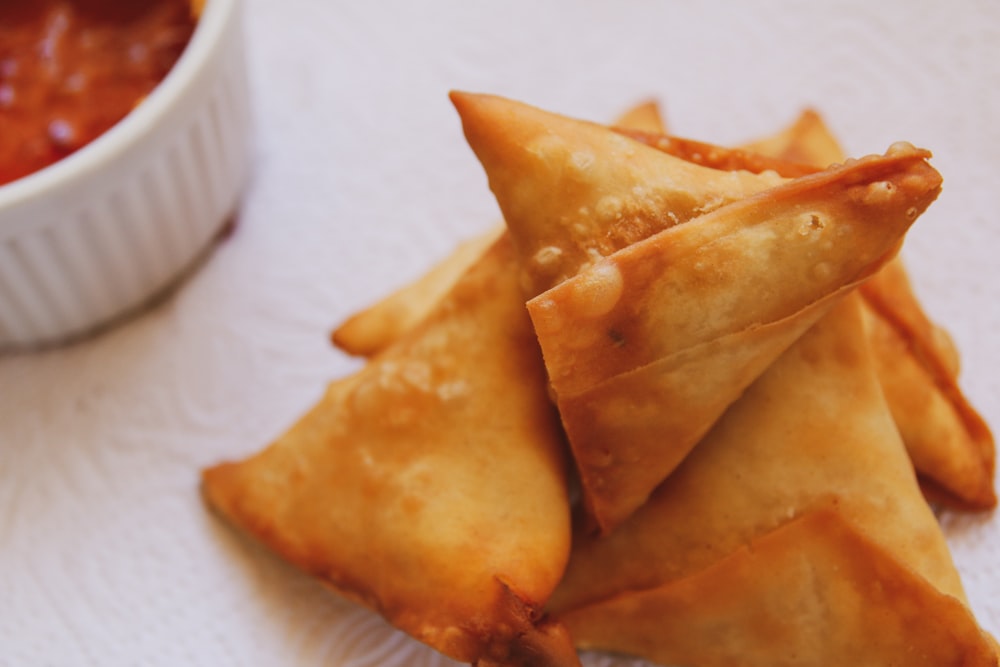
[449,91,787,297]
[203,235,579,667]
[748,110,996,510]
[550,296,998,665]
[527,145,941,532]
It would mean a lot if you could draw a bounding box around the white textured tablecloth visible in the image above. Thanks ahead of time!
[2,1,999,665]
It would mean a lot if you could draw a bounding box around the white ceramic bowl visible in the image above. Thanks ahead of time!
[0,0,251,352]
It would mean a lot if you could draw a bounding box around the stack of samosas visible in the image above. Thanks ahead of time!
[202,92,997,667]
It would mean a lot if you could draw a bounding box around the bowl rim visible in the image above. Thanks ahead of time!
[0,0,239,214]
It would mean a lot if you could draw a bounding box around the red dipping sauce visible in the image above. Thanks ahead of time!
[0,0,197,186]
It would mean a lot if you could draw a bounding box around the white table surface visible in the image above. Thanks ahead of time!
[2,1,998,665]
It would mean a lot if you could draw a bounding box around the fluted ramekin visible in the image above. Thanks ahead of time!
[0,0,250,352]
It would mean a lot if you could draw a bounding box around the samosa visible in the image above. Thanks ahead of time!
[203,235,579,667]
[747,109,996,510]
[449,91,788,297]
[619,107,993,512]
[551,296,999,666]
[511,133,940,532]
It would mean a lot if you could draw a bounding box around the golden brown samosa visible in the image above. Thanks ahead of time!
[666,107,995,509]
[551,296,999,666]
[748,110,996,510]
[203,235,579,667]
[449,91,788,297]
[526,145,942,532]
